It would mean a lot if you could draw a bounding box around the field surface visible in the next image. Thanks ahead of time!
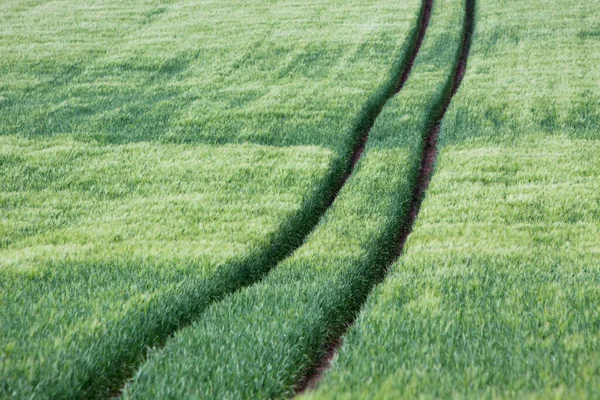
[1,0,423,397]
[307,0,600,398]
[2,0,600,399]
[122,0,468,397]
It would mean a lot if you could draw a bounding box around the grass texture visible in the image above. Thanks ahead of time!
[0,0,423,397]
[1,0,421,148]
[306,0,600,398]
[0,138,331,398]
[121,0,467,398]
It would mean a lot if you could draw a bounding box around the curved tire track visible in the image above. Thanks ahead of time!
[296,0,475,393]
[106,2,434,398]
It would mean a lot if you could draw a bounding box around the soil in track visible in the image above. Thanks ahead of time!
[107,2,433,398]
[395,0,474,256]
[295,0,475,393]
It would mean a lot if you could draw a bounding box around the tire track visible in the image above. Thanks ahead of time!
[334,0,433,197]
[296,0,475,393]
[107,2,433,398]
[396,0,475,256]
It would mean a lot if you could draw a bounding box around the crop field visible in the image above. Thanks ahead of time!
[0,0,599,399]
[306,0,600,399]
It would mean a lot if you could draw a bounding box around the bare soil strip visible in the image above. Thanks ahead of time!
[295,0,475,393]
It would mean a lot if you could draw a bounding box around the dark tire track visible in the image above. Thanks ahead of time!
[106,2,433,399]
[336,0,433,194]
[396,0,475,256]
[295,0,475,394]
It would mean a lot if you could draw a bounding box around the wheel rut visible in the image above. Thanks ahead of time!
[107,1,434,398]
[334,0,434,196]
[295,0,475,394]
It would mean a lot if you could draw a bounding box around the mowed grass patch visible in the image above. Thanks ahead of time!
[0,136,331,398]
[122,0,467,398]
[306,0,600,398]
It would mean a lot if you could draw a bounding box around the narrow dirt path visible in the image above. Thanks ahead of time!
[396,0,475,256]
[295,0,475,393]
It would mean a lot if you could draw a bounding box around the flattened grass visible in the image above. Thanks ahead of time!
[306,0,600,398]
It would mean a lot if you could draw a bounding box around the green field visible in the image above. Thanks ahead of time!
[121,0,467,397]
[306,0,600,398]
[1,0,599,398]
[1,0,422,396]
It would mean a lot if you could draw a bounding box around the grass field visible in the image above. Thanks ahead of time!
[121,0,468,397]
[0,0,423,397]
[2,0,600,398]
[306,0,600,398]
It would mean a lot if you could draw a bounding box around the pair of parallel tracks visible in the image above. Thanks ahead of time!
[108,0,476,396]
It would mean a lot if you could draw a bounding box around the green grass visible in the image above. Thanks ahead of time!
[0,137,331,266]
[305,0,600,398]
[0,138,332,398]
[0,0,424,397]
[121,0,468,398]
[1,0,420,148]
[3,0,598,398]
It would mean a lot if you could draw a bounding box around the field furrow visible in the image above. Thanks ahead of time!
[305,0,600,398]
[121,0,469,398]
[0,0,424,398]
